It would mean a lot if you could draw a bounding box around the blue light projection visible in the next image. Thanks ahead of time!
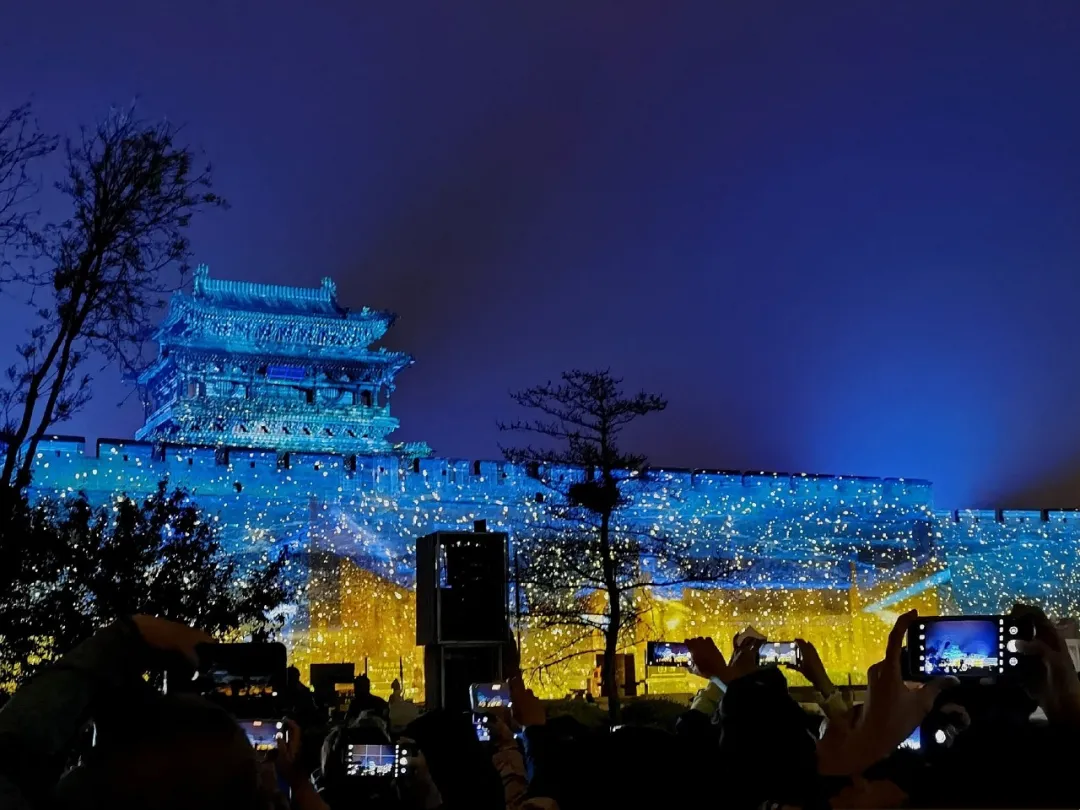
[25,269,1080,692]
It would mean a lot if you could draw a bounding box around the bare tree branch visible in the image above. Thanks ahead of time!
[0,105,225,489]
[526,645,605,673]
[0,104,56,271]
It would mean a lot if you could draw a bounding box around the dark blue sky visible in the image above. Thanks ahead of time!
[2,1,1079,509]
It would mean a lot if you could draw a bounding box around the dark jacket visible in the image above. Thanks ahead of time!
[0,620,150,810]
[716,667,829,810]
[344,692,389,725]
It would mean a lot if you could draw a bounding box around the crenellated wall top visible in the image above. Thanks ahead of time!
[29,435,935,508]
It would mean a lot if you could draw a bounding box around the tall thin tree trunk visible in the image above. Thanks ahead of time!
[1,272,92,489]
[18,331,78,488]
[0,329,65,488]
[605,595,621,724]
[600,508,621,724]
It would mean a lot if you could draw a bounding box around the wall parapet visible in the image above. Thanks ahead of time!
[30,435,934,508]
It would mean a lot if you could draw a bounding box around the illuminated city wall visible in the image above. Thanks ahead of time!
[937,509,1080,616]
[30,436,1080,697]
[26,271,1080,698]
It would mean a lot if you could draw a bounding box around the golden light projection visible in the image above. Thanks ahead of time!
[516,572,940,698]
[292,557,943,701]
[289,557,424,699]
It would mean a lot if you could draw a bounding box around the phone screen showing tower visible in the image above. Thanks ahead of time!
[346,744,396,778]
[758,641,799,667]
[921,619,999,677]
[647,641,691,667]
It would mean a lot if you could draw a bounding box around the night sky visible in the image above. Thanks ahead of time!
[2,1,1079,509]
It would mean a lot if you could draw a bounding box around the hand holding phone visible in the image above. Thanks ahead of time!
[646,641,692,667]
[906,615,1032,682]
[509,678,546,728]
[394,741,419,778]
[197,642,288,680]
[897,726,921,751]
[791,638,832,691]
[345,743,397,778]
[194,642,287,717]
[682,637,727,680]
[238,719,287,754]
[1011,603,1080,723]
[817,610,957,777]
[472,712,492,742]
[133,616,212,667]
[273,720,303,786]
[758,641,800,668]
[469,682,510,712]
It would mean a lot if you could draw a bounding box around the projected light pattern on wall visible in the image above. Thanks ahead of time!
[26,270,1080,696]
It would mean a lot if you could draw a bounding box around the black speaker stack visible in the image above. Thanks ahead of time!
[416,520,510,711]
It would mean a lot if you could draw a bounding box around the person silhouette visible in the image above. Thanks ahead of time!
[345,674,388,724]
[284,665,320,726]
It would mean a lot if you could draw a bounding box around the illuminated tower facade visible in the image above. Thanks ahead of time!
[136,266,429,457]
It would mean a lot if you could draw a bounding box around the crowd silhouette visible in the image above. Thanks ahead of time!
[1,606,1078,809]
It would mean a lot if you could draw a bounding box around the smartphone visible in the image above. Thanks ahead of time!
[394,741,418,778]
[345,743,396,778]
[343,741,414,779]
[198,642,287,677]
[898,726,921,751]
[758,641,800,667]
[469,682,510,712]
[238,719,287,753]
[646,641,691,667]
[473,712,492,742]
[196,642,287,713]
[906,615,1033,681]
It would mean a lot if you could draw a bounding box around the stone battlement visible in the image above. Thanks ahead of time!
[41,435,1080,525]
[29,435,935,508]
[939,508,1080,524]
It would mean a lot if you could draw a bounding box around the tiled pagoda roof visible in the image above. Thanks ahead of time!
[150,266,401,355]
[191,264,388,321]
